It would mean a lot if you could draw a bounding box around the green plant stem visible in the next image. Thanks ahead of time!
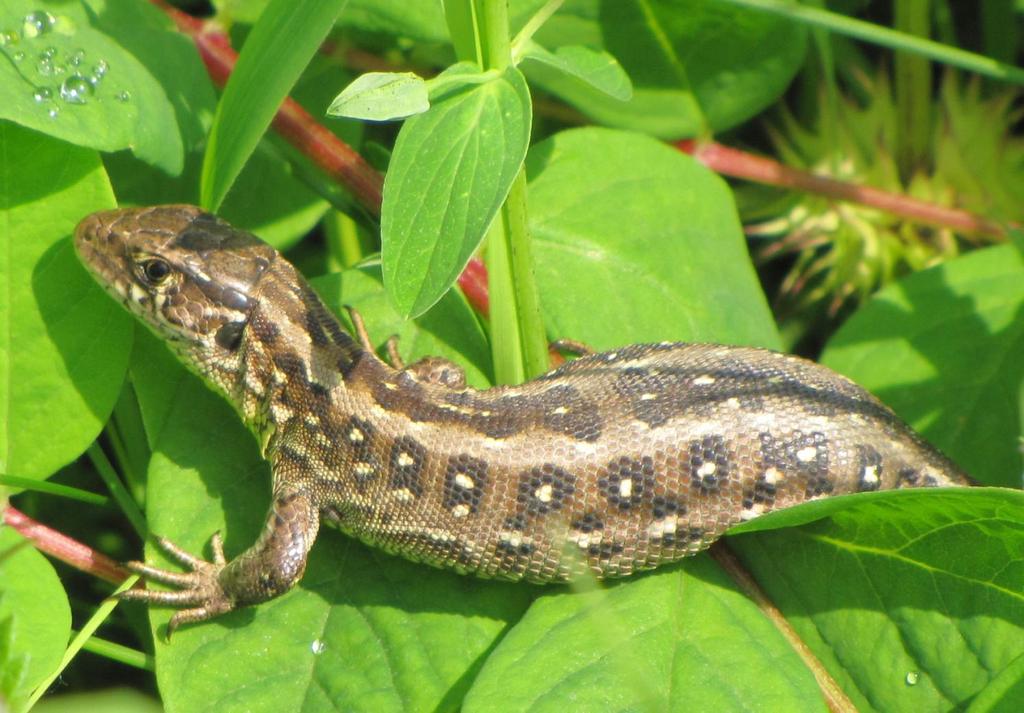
[87,444,147,539]
[511,0,564,61]
[445,0,547,382]
[79,632,154,671]
[477,0,511,71]
[324,209,365,271]
[723,0,1024,85]
[486,171,548,384]
[893,0,931,178]
[0,475,109,507]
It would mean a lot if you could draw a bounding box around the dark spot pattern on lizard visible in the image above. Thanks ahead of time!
[688,435,731,493]
[443,454,489,515]
[599,455,656,510]
[517,464,576,516]
[388,436,428,498]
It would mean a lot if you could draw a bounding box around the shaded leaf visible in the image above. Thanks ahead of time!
[0,122,130,479]
[520,41,631,100]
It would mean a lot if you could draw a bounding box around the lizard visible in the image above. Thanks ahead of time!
[74,204,974,633]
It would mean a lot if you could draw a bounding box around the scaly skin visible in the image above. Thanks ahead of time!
[74,205,973,633]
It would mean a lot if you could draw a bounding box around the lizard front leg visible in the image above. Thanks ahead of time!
[120,486,319,635]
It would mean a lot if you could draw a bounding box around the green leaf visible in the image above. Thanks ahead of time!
[527,127,780,349]
[382,63,532,317]
[465,556,825,711]
[327,72,430,121]
[200,0,349,210]
[130,265,521,713]
[730,488,1024,711]
[0,528,72,712]
[519,41,632,100]
[0,0,205,174]
[821,244,1024,487]
[0,122,131,479]
[527,0,806,138]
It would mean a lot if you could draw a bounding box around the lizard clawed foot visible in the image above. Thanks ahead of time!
[118,533,234,637]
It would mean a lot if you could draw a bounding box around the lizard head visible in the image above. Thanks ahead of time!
[74,205,277,370]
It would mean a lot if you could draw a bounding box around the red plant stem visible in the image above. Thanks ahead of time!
[457,257,490,316]
[150,0,384,215]
[677,139,1008,239]
[3,505,128,584]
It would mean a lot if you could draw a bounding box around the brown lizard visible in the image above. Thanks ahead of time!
[74,204,973,633]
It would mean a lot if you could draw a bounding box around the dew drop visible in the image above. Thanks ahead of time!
[33,86,52,102]
[22,10,56,38]
[48,106,59,118]
[40,46,56,59]
[905,671,919,686]
[92,59,107,77]
[68,48,84,66]
[116,90,130,102]
[311,639,326,654]
[59,74,93,104]
[13,50,25,62]
[0,30,20,46]
[36,58,54,76]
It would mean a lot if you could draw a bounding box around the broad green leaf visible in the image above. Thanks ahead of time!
[130,265,520,713]
[465,556,825,711]
[0,614,28,713]
[31,687,163,713]
[200,0,349,210]
[382,63,532,317]
[967,649,1024,713]
[529,0,807,137]
[327,72,429,121]
[731,488,1024,712]
[821,244,1024,487]
[0,0,201,174]
[520,41,632,100]
[0,528,72,712]
[0,123,130,478]
[527,127,780,350]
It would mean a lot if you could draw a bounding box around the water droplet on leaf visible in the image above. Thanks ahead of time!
[22,10,55,38]
[33,86,52,102]
[116,90,130,102]
[0,30,20,46]
[13,50,25,62]
[905,671,919,686]
[60,74,93,104]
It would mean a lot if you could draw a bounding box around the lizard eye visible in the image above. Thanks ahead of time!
[139,258,172,285]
